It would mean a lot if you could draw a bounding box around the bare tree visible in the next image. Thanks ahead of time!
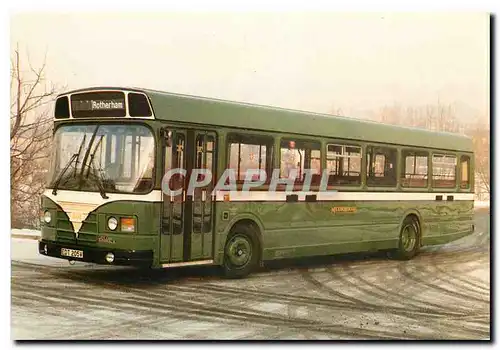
[10,44,60,228]
[376,102,464,133]
[467,118,490,199]
[378,104,403,125]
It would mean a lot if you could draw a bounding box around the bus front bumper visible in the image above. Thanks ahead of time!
[38,240,153,267]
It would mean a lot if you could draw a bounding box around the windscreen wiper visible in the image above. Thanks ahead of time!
[52,135,88,196]
[78,126,99,190]
[85,135,104,179]
[86,157,109,199]
[73,134,87,178]
[82,135,109,199]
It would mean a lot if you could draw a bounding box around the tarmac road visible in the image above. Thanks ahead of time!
[11,211,490,340]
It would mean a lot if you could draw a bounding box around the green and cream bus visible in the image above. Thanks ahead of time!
[39,87,475,278]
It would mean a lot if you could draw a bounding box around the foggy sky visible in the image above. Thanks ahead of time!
[10,12,489,119]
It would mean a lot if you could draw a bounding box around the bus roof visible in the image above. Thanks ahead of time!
[61,87,474,152]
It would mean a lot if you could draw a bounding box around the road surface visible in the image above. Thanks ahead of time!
[11,211,490,340]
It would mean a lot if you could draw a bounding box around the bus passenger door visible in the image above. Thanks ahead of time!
[160,129,216,264]
[187,131,216,260]
[160,130,186,263]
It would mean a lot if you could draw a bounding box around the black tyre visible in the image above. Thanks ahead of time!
[223,224,260,279]
[391,216,421,260]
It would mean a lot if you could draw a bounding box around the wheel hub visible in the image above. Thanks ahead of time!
[402,224,417,252]
[227,235,252,267]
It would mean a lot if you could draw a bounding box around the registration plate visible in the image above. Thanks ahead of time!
[61,248,83,259]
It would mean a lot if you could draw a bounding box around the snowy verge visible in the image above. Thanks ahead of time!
[11,228,41,240]
[11,238,74,267]
[474,201,490,209]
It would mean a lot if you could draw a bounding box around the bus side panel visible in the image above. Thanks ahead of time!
[214,199,474,262]
[420,200,474,246]
[214,200,403,261]
[261,200,404,259]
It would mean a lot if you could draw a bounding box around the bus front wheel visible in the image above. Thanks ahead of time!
[391,216,421,260]
[223,224,259,279]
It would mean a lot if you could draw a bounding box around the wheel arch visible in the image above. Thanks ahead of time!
[222,214,264,263]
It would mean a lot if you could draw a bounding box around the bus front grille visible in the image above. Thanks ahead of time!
[55,211,98,244]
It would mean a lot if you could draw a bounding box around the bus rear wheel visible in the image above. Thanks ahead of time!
[392,216,420,260]
[223,224,259,279]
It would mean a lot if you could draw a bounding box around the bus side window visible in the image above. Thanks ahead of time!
[279,139,321,184]
[432,154,457,188]
[326,143,362,185]
[401,150,428,188]
[228,134,272,184]
[366,146,397,187]
[460,155,471,189]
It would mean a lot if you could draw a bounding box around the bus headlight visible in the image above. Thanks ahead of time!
[107,217,118,231]
[43,211,52,224]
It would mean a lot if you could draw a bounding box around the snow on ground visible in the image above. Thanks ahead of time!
[474,201,490,209]
[11,228,40,239]
[10,238,80,267]
[10,211,490,340]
